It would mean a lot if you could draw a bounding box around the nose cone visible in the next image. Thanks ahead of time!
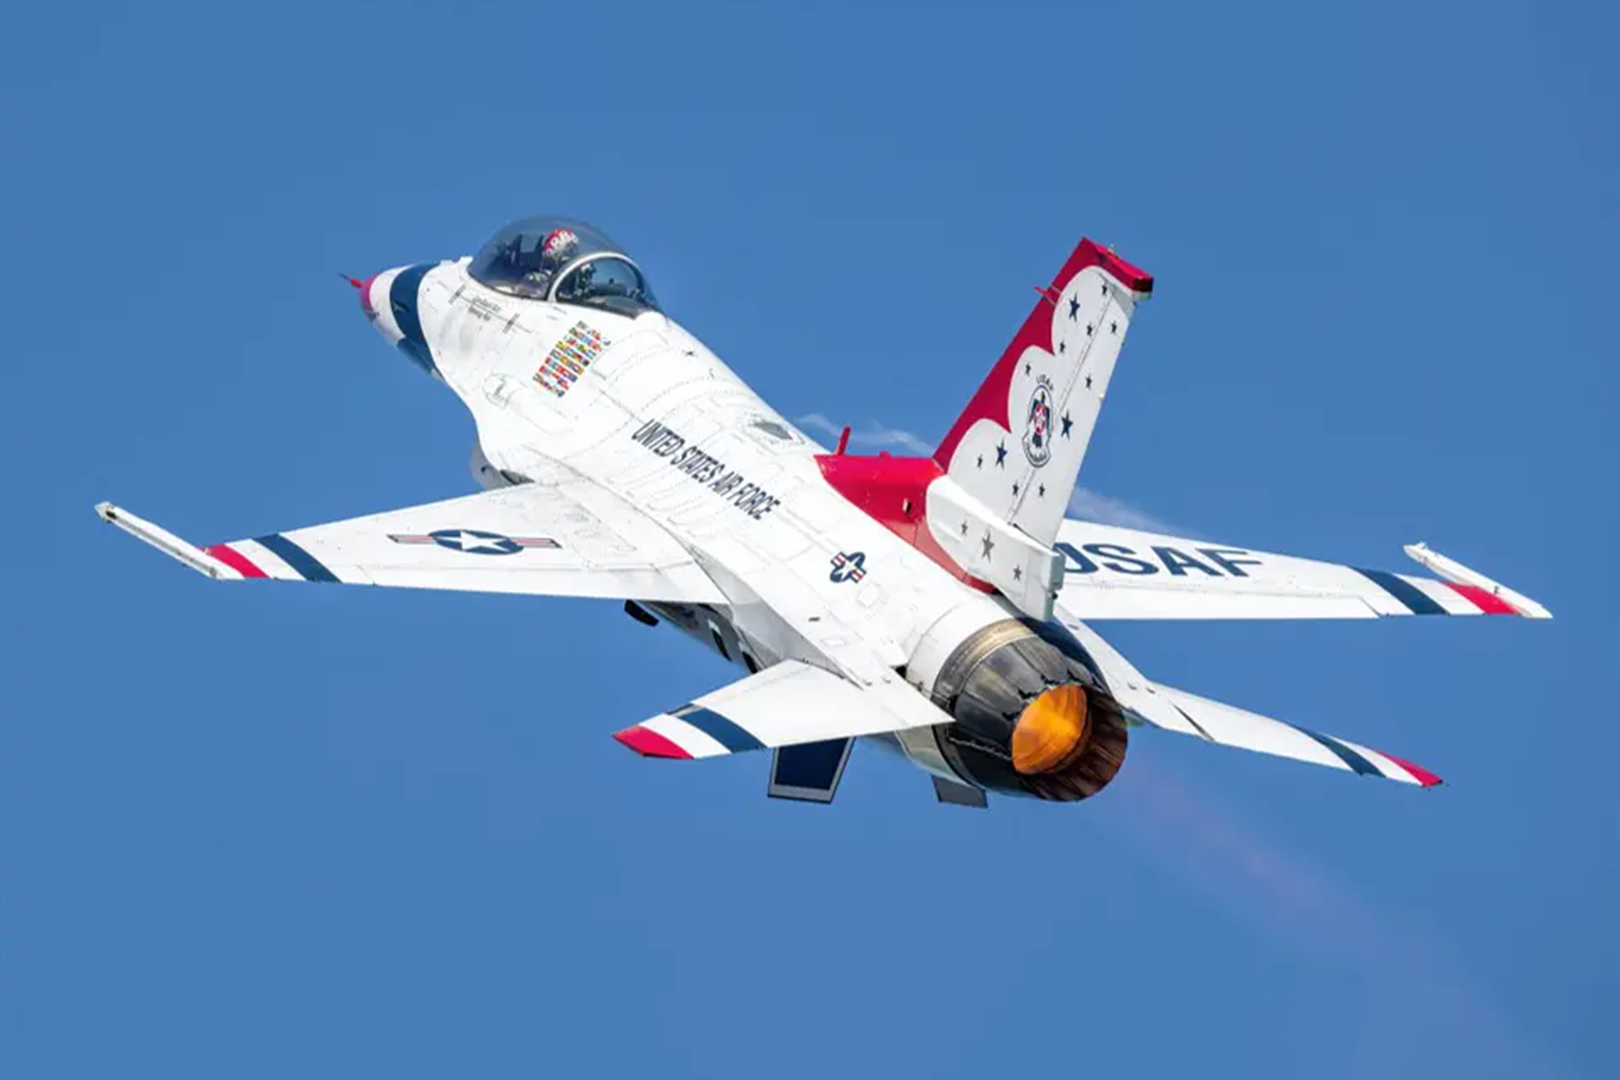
[360,264,438,377]
[352,274,377,315]
[360,267,405,343]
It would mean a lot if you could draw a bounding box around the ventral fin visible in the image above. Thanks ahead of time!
[768,738,854,804]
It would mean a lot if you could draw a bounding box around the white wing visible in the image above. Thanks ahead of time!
[95,482,723,604]
[1055,520,1549,620]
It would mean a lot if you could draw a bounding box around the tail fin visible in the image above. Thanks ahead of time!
[933,239,1152,548]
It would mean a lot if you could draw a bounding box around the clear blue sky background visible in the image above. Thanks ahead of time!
[3,2,1615,1077]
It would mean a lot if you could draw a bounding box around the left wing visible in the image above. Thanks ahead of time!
[1055,521,1549,621]
[95,482,724,603]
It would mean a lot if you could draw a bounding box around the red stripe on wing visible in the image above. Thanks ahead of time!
[1443,582,1518,615]
[205,543,268,579]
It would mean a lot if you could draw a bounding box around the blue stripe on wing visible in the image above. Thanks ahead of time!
[1295,727,1381,777]
[671,705,765,752]
[254,533,339,583]
[1354,567,1446,615]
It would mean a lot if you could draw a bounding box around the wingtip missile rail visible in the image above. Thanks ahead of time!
[94,502,236,580]
[1403,542,1552,620]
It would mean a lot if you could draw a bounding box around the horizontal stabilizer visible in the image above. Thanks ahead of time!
[1147,684,1441,786]
[1057,617,1442,786]
[614,660,950,760]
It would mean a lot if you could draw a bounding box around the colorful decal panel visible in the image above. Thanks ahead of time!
[533,320,608,398]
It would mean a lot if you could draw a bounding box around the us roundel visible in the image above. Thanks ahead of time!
[1023,375,1054,467]
[430,528,524,554]
[386,528,561,555]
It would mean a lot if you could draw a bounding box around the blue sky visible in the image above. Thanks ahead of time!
[2,1,1615,1077]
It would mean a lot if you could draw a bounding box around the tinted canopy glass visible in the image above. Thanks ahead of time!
[468,216,658,315]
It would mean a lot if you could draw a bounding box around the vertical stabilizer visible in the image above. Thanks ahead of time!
[932,239,1152,547]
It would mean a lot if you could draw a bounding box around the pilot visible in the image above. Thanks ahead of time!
[521,228,580,295]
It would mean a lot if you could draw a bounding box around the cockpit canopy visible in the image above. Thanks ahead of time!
[468,216,659,316]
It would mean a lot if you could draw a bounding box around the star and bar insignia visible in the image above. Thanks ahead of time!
[388,529,560,556]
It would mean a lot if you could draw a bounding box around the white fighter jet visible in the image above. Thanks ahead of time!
[97,218,1551,806]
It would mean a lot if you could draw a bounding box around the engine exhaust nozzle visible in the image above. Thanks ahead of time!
[920,618,1127,801]
[1012,682,1090,775]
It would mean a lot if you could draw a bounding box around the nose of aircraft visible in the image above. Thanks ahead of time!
[353,265,438,377]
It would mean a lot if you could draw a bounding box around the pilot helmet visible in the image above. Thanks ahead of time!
[542,228,580,266]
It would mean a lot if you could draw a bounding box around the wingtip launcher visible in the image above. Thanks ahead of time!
[94,502,239,580]
[1403,542,1552,620]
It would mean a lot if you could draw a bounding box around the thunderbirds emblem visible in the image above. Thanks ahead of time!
[1022,375,1055,467]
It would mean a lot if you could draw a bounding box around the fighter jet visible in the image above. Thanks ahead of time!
[96,218,1551,806]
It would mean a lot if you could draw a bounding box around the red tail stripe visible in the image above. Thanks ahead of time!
[1091,246,1153,294]
[932,238,1151,467]
[1443,582,1517,615]
[204,543,268,579]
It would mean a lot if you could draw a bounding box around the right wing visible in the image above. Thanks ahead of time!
[1055,521,1550,621]
[95,481,724,604]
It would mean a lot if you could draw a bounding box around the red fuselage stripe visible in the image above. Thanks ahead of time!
[813,453,991,589]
